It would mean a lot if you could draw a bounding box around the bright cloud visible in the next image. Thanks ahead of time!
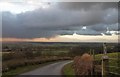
[2,34,119,43]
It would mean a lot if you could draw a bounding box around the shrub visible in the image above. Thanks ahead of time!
[73,53,93,75]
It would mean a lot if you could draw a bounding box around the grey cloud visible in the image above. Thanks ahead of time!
[57,2,118,10]
[88,24,108,32]
[2,2,118,39]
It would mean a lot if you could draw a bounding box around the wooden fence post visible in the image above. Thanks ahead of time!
[102,55,109,77]
[92,49,95,75]
[118,52,120,74]
[93,49,95,60]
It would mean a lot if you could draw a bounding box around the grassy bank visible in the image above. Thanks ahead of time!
[2,60,64,77]
[62,62,75,77]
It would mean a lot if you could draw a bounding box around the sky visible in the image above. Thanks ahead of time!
[1,1,119,42]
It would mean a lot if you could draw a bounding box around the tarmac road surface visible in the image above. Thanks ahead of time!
[20,60,72,75]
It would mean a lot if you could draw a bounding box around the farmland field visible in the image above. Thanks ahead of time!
[2,42,119,76]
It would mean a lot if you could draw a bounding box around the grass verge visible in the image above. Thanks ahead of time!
[62,62,75,77]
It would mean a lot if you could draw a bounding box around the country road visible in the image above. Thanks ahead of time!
[19,60,72,76]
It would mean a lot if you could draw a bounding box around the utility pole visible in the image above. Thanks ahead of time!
[102,43,109,77]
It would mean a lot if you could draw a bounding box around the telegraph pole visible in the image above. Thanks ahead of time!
[102,43,109,77]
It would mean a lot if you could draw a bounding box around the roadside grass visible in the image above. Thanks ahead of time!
[2,60,63,77]
[62,62,75,77]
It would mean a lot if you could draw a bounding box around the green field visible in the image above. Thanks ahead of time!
[95,52,119,74]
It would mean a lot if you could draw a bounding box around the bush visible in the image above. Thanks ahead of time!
[73,53,93,75]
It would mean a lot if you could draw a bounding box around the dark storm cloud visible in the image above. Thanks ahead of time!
[57,2,118,10]
[88,23,118,32]
[2,2,118,38]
